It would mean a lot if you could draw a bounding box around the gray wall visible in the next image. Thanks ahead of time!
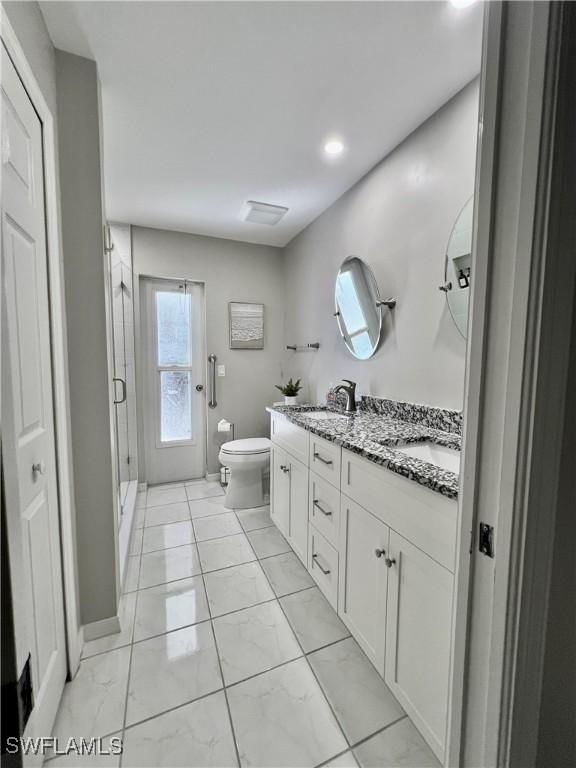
[282,79,479,410]
[132,227,285,476]
[56,51,118,625]
[3,1,58,116]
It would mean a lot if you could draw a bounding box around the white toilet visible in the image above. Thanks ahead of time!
[219,437,271,509]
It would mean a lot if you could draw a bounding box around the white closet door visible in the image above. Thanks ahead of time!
[1,43,67,750]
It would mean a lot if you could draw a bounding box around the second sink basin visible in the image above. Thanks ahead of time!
[394,442,460,474]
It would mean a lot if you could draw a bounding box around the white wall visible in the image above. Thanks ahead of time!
[132,227,285,476]
[282,79,479,410]
[56,50,119,626]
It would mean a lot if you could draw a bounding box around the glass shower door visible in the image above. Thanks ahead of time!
[108,225,138,527]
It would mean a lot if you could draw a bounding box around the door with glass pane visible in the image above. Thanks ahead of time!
[142,279,206,483]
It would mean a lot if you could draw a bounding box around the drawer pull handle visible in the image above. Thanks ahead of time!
[375,548,386,558]
[385,557,396,568]
[314,452,333,466]
[312,553,331,575]
[313,500,332,517]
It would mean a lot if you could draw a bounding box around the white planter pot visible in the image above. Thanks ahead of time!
[284,396,298,406]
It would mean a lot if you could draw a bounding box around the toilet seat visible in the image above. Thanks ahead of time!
[221,437,271,456]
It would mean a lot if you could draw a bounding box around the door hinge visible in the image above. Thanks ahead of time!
[126,456,130,465]
[479,522,495,558]
[3,653,34,745]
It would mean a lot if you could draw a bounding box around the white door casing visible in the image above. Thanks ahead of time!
[142,278,206,483]
[1,43,67,751]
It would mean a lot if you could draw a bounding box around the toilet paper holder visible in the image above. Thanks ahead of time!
[218,419,235,441]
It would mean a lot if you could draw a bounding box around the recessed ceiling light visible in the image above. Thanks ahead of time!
[324,139,345,157]
[450,0,478,8]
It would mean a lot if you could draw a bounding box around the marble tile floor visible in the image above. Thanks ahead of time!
[51,479,440,768]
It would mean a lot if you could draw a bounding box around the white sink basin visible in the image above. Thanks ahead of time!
[304,411,350,421]
[394,442,460,474]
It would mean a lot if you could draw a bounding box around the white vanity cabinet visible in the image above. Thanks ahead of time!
[270,441,309,565]
[338,496,389,671]
[270,411,458,764]
[384,531,454,761]
[271,445,290,537]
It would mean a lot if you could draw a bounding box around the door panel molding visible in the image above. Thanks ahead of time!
[1,16,82,683]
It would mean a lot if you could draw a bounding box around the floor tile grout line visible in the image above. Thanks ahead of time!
[232,508,352,754]
[196,547,243,768]
[119,685,226,736]
[92,506,407,767]
[314,714,410,768]
[118,544,143,768]
[79,609,348,664]
[82,503,378,764]
[122,565,318,601]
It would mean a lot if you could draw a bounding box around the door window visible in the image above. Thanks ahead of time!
[155,289,193,444]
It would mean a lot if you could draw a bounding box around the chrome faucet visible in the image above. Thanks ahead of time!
[333,379,357,413]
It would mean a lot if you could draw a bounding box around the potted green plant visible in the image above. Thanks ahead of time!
[275,377,302,406]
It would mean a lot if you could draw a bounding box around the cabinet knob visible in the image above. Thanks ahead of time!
[279,465,286,471]
[385,556,396,568]
[32,461,46,476]
[375,548,385,558]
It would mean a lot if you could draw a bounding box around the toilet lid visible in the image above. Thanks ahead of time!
[221,437,271,455]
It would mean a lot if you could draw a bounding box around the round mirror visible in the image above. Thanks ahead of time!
[443,197,473,338]
[334,256,384,360]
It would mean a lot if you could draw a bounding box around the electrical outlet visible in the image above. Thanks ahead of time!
[217,365,226,377]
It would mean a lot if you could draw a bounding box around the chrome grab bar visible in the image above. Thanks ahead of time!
[113,377,127,404]
[208,354,217,409]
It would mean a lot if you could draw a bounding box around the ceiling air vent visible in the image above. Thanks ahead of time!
[242,200,288,226]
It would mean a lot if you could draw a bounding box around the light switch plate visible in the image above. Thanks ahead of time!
[217,365,226,377]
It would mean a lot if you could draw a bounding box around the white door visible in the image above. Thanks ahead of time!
[338,497,388,672]
[1,44,67,750]
[142,279,206,483]
[287,455,308,564]
[385,530,454,763]
[271,445,289,537]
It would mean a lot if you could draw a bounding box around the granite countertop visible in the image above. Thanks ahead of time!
[267,404,461,499]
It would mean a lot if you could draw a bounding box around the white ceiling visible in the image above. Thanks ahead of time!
[41,1,483,247]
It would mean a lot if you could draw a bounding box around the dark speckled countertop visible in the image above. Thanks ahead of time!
[267,404,461,499]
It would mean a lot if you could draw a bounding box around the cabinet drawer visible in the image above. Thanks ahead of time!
[342,449,458,572]
[309,472,340,548]
[309,434,341,488]
[308,524,339,609]
[271,413,309,466]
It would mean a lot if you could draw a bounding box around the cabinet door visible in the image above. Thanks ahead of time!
[385,531,453,763]
[288,455,308,564]
[271,445,289,537]
[338,496,388,672]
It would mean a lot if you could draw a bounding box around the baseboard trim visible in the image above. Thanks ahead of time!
[137,482,147,492]
[206,472,220,482]
[82,614,121,643]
